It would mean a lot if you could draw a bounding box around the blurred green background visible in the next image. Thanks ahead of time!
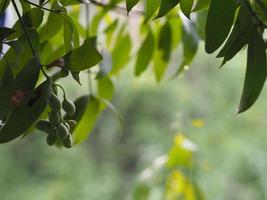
[1,43,267,200]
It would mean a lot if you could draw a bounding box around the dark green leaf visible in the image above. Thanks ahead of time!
[157,0,180,18]
[217,2,253,65]
[238,29,267,113]
[205,0,237,53]
[0,27,15,42]
[126,0,140,13]
[180,0,194,18]
[0,0,10,15]
[0,79,52,143]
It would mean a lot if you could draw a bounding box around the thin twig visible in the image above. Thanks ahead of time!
[89,0,143,16]
[11,0,35,55]
[22,0,62,13]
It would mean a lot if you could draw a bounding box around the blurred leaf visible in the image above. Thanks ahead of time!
[126,0,140,13]
[73,95,100,144]
[145,0,160,21]
[205,0,237,53]
[97,76,114,101]
[110,34,132,75]
[157,0,180,18]
[238,28,267,113]
[135,29,155,76]
[174,20,198,75]
[158,21,172,61]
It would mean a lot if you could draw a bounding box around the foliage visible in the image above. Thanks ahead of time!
[0,0,267,146]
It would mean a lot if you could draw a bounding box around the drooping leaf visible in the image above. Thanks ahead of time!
[174,19,198,75]
[157,0,180,18]
[0,27,15,42]
[180,0,194,18]
[217,2,253,65]
[0,79,52,143]
[64,37,102,71]
[238,29,267,113]
[73,95,100,144]
[145,0,160,21]
[126,0,140,13]
[39,12,64,42]
[63,15,80,52]
[135,30,155,76]
[110,34,132,75]
[205,0,237,53]
[192,0,211,11]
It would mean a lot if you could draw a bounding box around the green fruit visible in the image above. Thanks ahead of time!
[62,99,76,116]
[67,120,77,127]
[63,122,70,131]
[46,134,57,146]
[49,93,61,112]
[56,123,69,139]
[35,120,53,132]
[49,111,60,126]
[63,135,72,148]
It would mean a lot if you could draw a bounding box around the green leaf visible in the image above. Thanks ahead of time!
[238,29,267,113]
[63,15,80,52]
[158,21,172,62]
[0,27,15,42]
[73,95,100,144]
[192,0,211,11]
[180,0,194,18]
[126,0,140,13]
[110,34,132,75]
[217,2,253,65]
[205,0,237,53]
[174,20,198,75]
[157,0,180,18]
[39,12,64,42]
[64,38,102,71]
[0,0,10,15]
[135,30,155,76]
[145,0,160,21]
[0,79,52,143]
[153,21,172,82]
[97,76,114,101]
[12,8,44,33]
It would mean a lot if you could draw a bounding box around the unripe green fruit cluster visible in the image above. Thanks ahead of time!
[35,88,77,148]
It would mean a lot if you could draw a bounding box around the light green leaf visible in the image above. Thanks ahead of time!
[110,34,132,75]
[73,95,100,144]
[192,0,211,11]
[238,29,267,113]
[135,30,155,76]
[145,0,160,21]
[63,15,80,52]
